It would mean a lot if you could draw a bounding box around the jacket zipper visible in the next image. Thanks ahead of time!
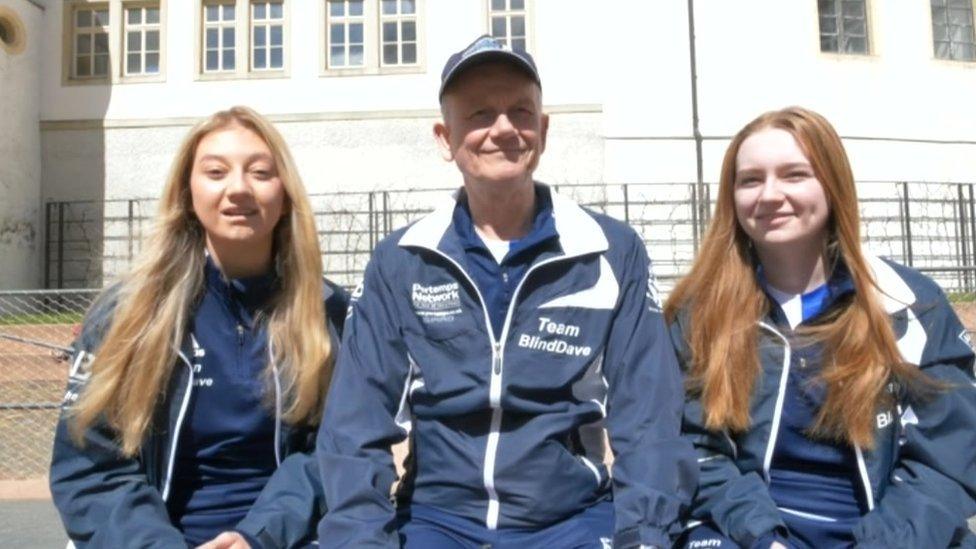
[160,350,195,502]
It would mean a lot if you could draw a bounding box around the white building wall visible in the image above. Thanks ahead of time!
[0,0,43,289]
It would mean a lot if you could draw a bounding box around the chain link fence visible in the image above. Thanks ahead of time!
[6,181,976,482]
[0,290,97,480]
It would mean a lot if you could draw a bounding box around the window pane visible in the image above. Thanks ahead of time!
[254,2,267,19]
[951,24,973,42]
[933,23,950,40]
[844,36,867,53]
[127,52,141,74]
[206,28,219,48]
[818,0,836,16]
[511,16,525,37]
[402,0,416,14]
[254,48,266,68]
[402,21,416,41]
[270,25,282,46]
[127,8,142,25]
[270,2,283,18]
[383,44,397,64]
[842,0,863,17]
[949,0,970,7]
[956,42,976,60]
[223,27,235,46]
[146,30,159,51]
[383,21,397,42]
[349,0,363,15]
[77,10,92,27]
[95,10,109,26]
[94,54,109,76]
[94,33,109,53]
[270,46,283,68]
[223,4,235,20]
[330,23,345,43]
[402,43,416,63]
[350,23,363,43]
[206,4,219,22]
[146,53,159,73]
[491,0,505,10]
[933,6,948,24]
[820,15,838,34]
[329,0,344,17]
[491,16,506,38]
[330,45,345,67]
[147,8,160,24]
[382,0,397,15]
[206,50,219,70]
[511,0,524,9]
[223,49,235,69]
[350,44,363,65]
[77,56,91,76]
[127,31,141,52]
[255,25,266,47]
[511,38,526,51]
[845,17,866,35]
[949,7,972,24]
[77,35,91,54]
[821,35,839,52]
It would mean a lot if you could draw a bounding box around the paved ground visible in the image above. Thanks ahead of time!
[0,500,66,548]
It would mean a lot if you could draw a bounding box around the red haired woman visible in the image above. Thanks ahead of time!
[667,107,976,548]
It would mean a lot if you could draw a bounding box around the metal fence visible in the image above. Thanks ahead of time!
[0,289,97,480]
[45,181,976,292]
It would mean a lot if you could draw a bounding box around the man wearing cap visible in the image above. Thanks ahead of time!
[316,35,696,548]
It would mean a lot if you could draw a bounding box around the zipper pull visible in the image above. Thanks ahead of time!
[799,357,807,369]
[492,343,502,375]
[237,324,244,345]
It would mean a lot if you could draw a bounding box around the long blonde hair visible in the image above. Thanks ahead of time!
[71,106,333,456]
[665,106,934,448]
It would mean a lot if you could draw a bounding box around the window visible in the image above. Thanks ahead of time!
[379,0,417,65]
[488,0,526,52]
[72,5,110,78]
[327,0,365,68]
[818,0,869,54]
[203,2,236,72]
[322,0,423,74]
[124,5,160,75]
[251,1,284,70]
[931,0,976,61]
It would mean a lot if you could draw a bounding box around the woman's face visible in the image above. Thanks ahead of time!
[732,127,831,257]
[189,124,287,256]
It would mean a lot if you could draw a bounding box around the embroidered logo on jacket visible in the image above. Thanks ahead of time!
[517,316,593,357]
[411,282,462,322]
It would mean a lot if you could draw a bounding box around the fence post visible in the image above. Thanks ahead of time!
[969,184,976,294]
[383,191,390,237]
[901,182,913,267]
[690,183,700,253]
[623,184,630,224]
[368,192,376,250]
[957,185,970,292]
[57,202,66,289]
[127,199,135,263]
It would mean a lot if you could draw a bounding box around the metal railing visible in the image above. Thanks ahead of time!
[44,181,976,292]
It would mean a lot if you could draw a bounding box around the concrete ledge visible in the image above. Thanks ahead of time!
[0,477,50,500]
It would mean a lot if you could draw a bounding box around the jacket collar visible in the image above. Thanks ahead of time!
[398,183,608,258]
[865,254,916,313]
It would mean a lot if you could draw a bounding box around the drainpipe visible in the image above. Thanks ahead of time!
[686,0,706,246]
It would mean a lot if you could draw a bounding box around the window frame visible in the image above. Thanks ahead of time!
[378,0,419,67]
[484,0,533,54]
[249,1,287,72]
[122,2,163,78]
[195,0,290,81]
[62,0,168,85]
[816,0,872,57]
[68,2,112,82]
[320,0,425,77]
[929,0,976,63]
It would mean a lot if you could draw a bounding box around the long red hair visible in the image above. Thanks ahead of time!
[665,106,933,448]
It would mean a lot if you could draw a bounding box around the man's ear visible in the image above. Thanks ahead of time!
[433,121,454,162]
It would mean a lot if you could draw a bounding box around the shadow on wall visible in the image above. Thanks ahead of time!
[38,1,112,289]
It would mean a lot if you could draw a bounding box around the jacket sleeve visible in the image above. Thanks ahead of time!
[853,294,976,549]
[602,235,698,548]
[49,290,187,548]
[669,311,787,547]
[316,252,411,548]
[234,282,352,549]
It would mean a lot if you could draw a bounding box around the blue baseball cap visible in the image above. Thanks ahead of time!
[438,34,541,100]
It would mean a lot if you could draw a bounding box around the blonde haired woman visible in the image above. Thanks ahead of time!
[667,107,976,548]
[50,106,347,548]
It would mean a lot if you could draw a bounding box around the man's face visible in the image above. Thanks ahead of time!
[435,62,548,189]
